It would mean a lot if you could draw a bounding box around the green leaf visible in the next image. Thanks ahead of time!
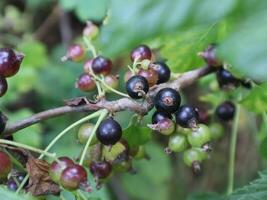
[122,124,152,147]
[218,9,267,81]
[241,82,267,113]
[187,193,225,200]
[227,170,267,200]
[0,187,36,200]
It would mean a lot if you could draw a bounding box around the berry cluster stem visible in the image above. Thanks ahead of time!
[79,109,108,165]
[226,101,241,195]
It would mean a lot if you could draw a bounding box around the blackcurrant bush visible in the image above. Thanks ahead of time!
[77,123,97,145]
[154,88,181,114]
[60,164,88,191]
[0,111,7,133]
[151,111,172,124]
[198,44,222,67]
[0,151,12,179]
[62,45,85,62]
[83,59,93,73]
[138,68,158,87]
[216,101,235,121]
[152,62,171,84]
[92,56,112,75]
[187,124,211,147]
[168,134,188,153]
[131,44,152,62]
[175,105,199,128]
[210,123,224,140]
[96,118,122,145]
[216,68,240,88]
[0,48,24,78]
[50,157,74,183]
[0,76,7,97]
[149,118,175,135]
[83,21,99,40]
[126,75,149,99]
[90,161,112,179]
[75,73,96,92]
[104,75,119,92]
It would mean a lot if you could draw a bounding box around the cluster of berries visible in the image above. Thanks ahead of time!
[0,48,24,97]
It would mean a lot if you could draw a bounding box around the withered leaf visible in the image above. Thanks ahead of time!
[64,97,89,106]
[26,158,60,196]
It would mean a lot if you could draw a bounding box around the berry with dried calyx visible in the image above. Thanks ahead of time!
[175,105,199,128]
[148,118,175,135]
[83,21,99,40]
[126,75,149,99]
[62,44,85,62]
[151,62,171,84]
[198,44,222,67]
[187,124,211,147]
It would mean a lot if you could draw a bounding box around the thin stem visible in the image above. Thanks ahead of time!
[79,109,108,165]
[77,190,87,200]
[227,102,241,195]
[0,139,56,159]
[83,36,97,58]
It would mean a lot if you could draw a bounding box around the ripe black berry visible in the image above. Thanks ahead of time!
[138,68,158,87]
[50,157,74,183]
[92,56,112,75]
[0,48,24,78]
[60,164,88,191]
[126,75,149,99]
[152,111,172,124]
[90,161,112,179]
[216,101,235,121]
[7,178,18,191]
[0,112,7,133]
[198,44,222,67]
[131,45,152,62]
[216,68,240,88]
[96,118,122,145]
[154,88,181,113]
[75,73,96,92]
[175,105,199,128]
[152,62,171,84]
[0,76,8,97]
[0,151,12,179]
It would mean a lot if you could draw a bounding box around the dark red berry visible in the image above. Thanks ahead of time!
[154,88,181,114]
[89,161,112,179]
[50,157,74,183]
[92,56,112,75]
[198,44,222,67]
[152,111,172,124]
[60,164,88,191]
[0,111,7,133]
[131,45,152,62]
[0,48,24,78]
[96,118,122,146]
[0,76,8,97]
[62,45,85,62]
[197,108,211,125]
[216,68,240,89]
[216,101,235,121]
[175,105,199,128]
[76,73,96,92]
[126,75,149,99]
[138,68,158,87]
[151,62,171,84]
[0,151,12,179]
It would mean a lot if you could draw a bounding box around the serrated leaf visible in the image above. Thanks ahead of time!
[122,124,151,147]
[227,170,267,200]
[241,83,267,113]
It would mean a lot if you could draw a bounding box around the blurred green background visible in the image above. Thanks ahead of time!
[0,0,267,200]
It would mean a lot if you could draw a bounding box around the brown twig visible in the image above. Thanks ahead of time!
[3,65,214,136]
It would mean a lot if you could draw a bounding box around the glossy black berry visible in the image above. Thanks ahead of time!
[198,44,222,67]
[175,105,199,128]
[126,75,149,99]
[89,161,112,179]
[216,101,235,121]
[7,178,18,191]
[0,76,7,97]
[96,118,122,145]
[152,62,171,84]
[152,111,172,124]
[216,68,240,88]
[0,111,7,133]
[131,45,152,62]
[92,56,112,75]
[154,88,181,114]
[0,48,24,78]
